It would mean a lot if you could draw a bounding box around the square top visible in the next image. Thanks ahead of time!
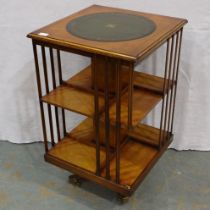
[27,5,187,62]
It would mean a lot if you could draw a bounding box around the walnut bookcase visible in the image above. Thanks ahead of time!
[27,5,187,199]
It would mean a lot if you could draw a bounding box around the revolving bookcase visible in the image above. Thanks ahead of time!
[27,5,187,200]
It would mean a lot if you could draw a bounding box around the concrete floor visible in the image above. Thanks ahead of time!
[0,141,209,210]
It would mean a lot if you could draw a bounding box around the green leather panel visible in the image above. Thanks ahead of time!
[67,13,156,42]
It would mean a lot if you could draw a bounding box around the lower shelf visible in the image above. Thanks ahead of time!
[45,133,172,195]
[47,137,106,173]
[47,132,171,184]
[101,140,158,186]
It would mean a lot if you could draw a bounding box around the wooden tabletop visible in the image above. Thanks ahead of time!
[27,5,187,62]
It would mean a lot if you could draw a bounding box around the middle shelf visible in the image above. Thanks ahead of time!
[42,66,165,128]
[42,86,105,118]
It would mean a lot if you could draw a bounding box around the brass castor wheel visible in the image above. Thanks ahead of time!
[69,174,83,186]
[117,194,130,203]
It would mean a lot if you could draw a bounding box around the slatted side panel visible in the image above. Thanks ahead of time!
[159,28,184,147]
[32,42,67,151]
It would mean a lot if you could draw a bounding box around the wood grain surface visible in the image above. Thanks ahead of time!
[48,137,106,173]
[134,71,174,94]
[102,139,158,186]
[65,65,172,95]
[105,88,162,128]
[65,64,129,94]
[41,86,105,117]
[128,123,169,147]
[68,118,127,148]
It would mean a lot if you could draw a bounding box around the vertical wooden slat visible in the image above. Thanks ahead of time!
[171,29,183,132]
[104,57,110,179]
[163,35,175,143]
[167,32,179,134]
[159,40,170,148]
[49,48,61,142]
[128,62,134,130]
[32,42,48,152]
[41,46,55,146]
[92,55,101,176]
[57,50,67,136]
[115,60,121,184]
